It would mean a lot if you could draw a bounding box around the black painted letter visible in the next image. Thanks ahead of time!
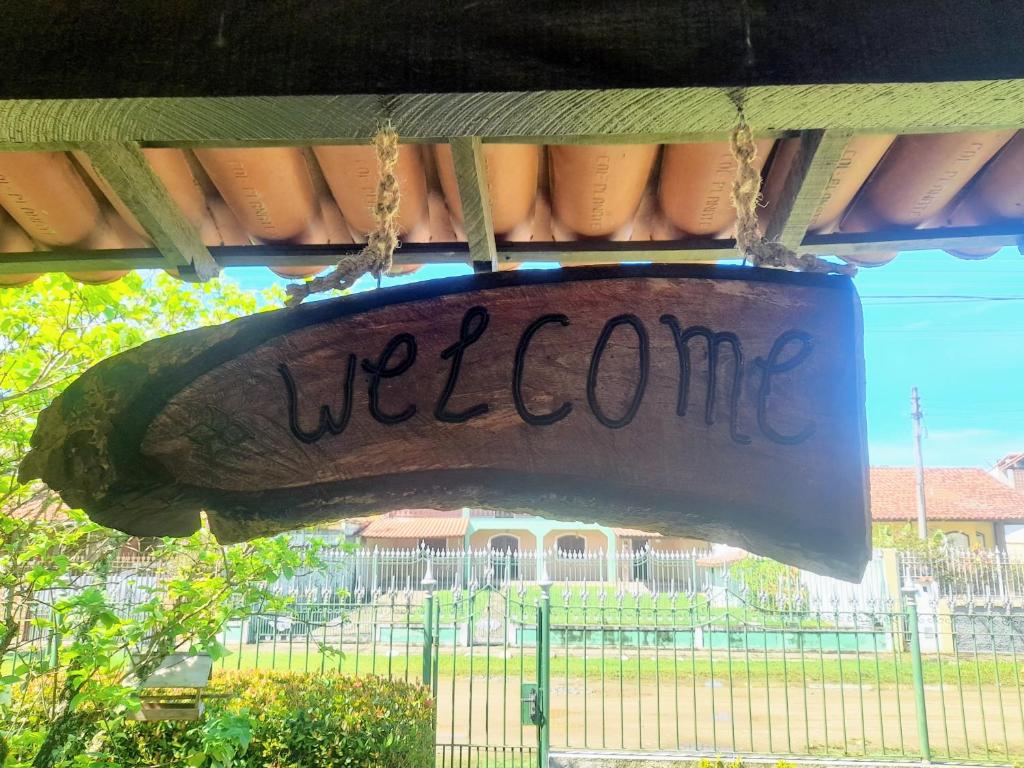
[660,316,750,445]
[587,314,648,429]
[279,355,357,444]
[753,329,816,445]
[435,306,490,423]
[362,333,418,425]
[513,314,572,425]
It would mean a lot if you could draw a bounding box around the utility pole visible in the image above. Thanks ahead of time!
[911,387,928,539]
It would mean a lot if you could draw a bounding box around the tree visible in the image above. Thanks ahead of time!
[3,514,324,768]
[0,273,329,767]
[1,272,276,501]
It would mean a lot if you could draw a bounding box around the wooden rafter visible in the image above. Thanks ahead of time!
[79,142,219,280]
[449,137,497,269]
[763,130,853,251]
[3,80,1024,150]
[1,84,1023,275]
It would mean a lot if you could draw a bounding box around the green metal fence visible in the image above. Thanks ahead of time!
[194,578,1024,765]
[16,548,1024,766]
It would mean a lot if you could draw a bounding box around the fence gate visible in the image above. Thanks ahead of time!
[428,579,545,767]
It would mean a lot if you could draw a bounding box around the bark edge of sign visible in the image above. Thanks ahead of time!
[19,265,870,580]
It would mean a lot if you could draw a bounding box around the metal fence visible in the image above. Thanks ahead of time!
[899,548,1024,600]
[200,578,1024,765]
[330,546,716,595]
[103,545,1022,603]
[13,546,1024,766]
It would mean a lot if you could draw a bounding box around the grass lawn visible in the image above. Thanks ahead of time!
[210,645,1023,687]
[391,585,839,628]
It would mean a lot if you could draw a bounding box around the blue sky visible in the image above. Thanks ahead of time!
[855,248,1023,468]
[228,248,1023,470]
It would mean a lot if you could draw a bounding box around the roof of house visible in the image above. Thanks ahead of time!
[388,508,463,518]
[612,527,662,539]
[697,547,748,568]
[996,452,1024,472]
[359,516,469,539]
[870,467,1024,522]
[6,494,71,522]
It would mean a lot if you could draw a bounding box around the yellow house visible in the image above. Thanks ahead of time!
[351,509,703,583]
[358,509,700,555]
[870,467,1024,550]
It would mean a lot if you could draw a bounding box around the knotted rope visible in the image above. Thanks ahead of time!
[285,119,849,306]
[286,125,401,307]
[730,121,856,276]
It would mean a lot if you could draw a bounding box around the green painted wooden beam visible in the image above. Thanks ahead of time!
[763,130,853,251]
[801,226,1023,259]
[0,245,468,274]
[3,224,1020,276]
[2,81,1024,150]
[0,250,166,275]
[78,142,219,280]
[449,137,497,269]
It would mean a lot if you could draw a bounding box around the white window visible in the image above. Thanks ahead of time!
[489,534,520,553]
[944,531,970,550]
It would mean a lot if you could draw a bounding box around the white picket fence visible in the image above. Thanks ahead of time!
[101,543,1024,610]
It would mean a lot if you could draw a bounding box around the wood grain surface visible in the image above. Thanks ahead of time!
[3,1,1024,99]
[20,266,869,579]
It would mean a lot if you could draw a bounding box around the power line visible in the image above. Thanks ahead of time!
[866,326,1024,333]
[861,295,1024,304]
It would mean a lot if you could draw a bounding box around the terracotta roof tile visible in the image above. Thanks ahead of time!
[9,133,1018,283]
[870,467,1024,522]
[697,548,749,567]
[389,508,463,518]
[7,495,71,522]
[611,527,662,538]
[360,517,469,539]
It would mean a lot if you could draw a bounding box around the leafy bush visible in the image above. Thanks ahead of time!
[875,524,1009,592]
[2,273,288,767]
[100,671,435,768]
[873,523,947,552]
[729,556,806,610]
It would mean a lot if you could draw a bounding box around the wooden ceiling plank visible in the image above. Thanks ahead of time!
[75,142,219,280]
[763,130,853,250]
[449,137,498,270]
[4,2,1024,99]
[2,81,1024,149]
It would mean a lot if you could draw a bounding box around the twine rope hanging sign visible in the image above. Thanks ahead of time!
[286,125,401,307]
[23,121,870,577]
[730,120,856,275]
[285,119,852,307]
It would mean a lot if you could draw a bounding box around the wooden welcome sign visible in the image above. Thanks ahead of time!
[20,266,869,579]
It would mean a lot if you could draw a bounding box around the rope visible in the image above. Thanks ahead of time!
[730,121,856,276]
[284,118,849,307]
[286,124,401,307]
